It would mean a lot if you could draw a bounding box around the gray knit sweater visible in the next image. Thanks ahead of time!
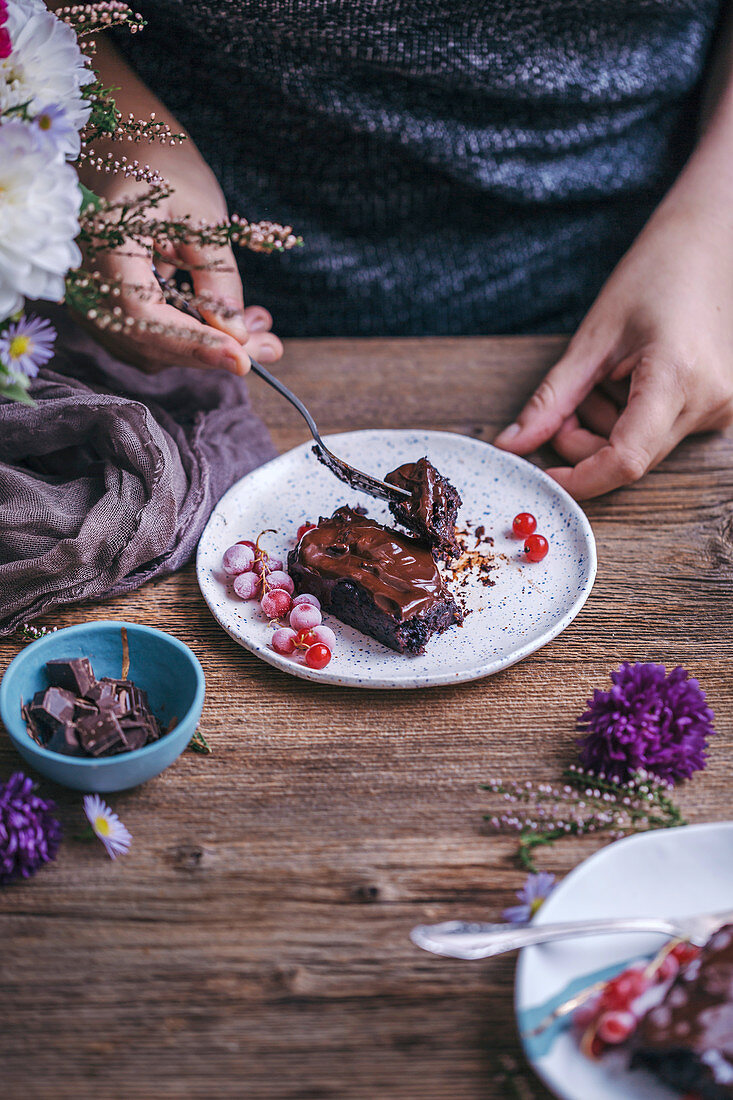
[120,1,722,336]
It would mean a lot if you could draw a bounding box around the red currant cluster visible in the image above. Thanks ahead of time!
[512,512,549,562]
[573,941,700,1058]
[221,525,334,669]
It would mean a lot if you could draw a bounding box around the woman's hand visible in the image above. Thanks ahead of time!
[74,34,282,376]
[494,201,733,499]
[85,143,283,376]
[495,8,733,500]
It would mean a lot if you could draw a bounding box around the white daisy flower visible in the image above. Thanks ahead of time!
[1,0,93,158]
[0,120,82,321]
[83,794,133,860]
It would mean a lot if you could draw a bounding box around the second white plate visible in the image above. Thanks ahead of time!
[196,429,596,688]
[516,823,733,1100]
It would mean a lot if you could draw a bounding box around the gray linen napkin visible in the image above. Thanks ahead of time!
[0,309,276,634]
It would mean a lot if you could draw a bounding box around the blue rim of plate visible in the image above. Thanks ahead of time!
[196,430,598,689]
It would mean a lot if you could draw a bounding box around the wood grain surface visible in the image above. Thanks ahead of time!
[1,336,732,1100]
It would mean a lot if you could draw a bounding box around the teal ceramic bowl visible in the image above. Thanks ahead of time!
[0,621,205,792]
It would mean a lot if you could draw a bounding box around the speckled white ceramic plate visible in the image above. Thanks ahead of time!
[196,430,596,688]
[516,822,733,1100]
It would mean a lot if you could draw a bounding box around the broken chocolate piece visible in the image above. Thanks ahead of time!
[45,657,96,697]
[46,722,83,757]
[77,710,126,757]
[29,686,77,735]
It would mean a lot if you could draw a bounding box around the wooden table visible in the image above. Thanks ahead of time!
[1,337,732,1100]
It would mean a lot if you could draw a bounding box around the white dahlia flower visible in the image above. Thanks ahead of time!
[0,121,82,321]
[1,0,93,157]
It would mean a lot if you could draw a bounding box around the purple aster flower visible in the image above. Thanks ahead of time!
[0,314,56,378]
[502,872,556,924]
[577,662,715,784]
[0,772,62,885]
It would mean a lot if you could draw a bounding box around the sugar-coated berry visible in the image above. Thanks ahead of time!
[222,542,255,575]
[233,571,260,599]
[513,512,537,538]
[271,626,298,655]
[237,540,257,552]
[596,1010,636,1045]
[261,588,292,619]
[311,624,336,649]
[292,593,321,610]
[264,569,294,594]
[305,643,331,669]
[296,629,319,648]
[524,533,549,562]
[297,522,316,540]
[290,603,322,631]
[254,554,284,576]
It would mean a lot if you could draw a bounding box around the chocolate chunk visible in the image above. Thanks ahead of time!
[86,680,117,708]
[119,722,148,751]
[45,657,96,697]
[73,698,98,721]
[46,722,83,757]
[77,710,126,757]
[22,703,46,745]
[30,687,77,734]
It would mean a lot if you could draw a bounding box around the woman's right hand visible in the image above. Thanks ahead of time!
[84,144,284,376]
[74,35,283,376]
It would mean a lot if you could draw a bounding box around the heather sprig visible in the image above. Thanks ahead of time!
[484,766,686,872]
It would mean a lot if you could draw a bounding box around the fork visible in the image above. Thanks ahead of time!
[153,270,411,507]
[410,908,733,960]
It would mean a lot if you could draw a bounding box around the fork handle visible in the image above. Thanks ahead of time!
[248,358,325,449]
[410,917,679,960]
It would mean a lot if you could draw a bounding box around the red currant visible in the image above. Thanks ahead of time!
[513,512,537,538]
[297,522,316,540]
[305,643,332,669]
[602,968,649,1009]
[656,953,680,982]
[524,533,549,562]
[596,1009,636,1045]
[670,942,700,966]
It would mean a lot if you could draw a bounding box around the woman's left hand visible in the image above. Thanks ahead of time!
[494,200,733,499]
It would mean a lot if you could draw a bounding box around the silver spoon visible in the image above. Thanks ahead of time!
[153,270,411,507]
[410,907,733,960]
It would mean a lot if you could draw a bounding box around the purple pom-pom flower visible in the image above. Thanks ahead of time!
[577,663,715,784]
[0,772,62,885]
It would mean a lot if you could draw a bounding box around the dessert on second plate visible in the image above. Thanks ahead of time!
[385,456,462,559]
[287,505,462,654]
[631,924,733,1098]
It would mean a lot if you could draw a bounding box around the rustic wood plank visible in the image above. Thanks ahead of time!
[1,336,732,1099]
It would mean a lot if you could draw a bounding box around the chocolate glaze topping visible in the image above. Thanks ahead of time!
[294,505,450,620]
[385,457,461,558]
[633,924,733,1096]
